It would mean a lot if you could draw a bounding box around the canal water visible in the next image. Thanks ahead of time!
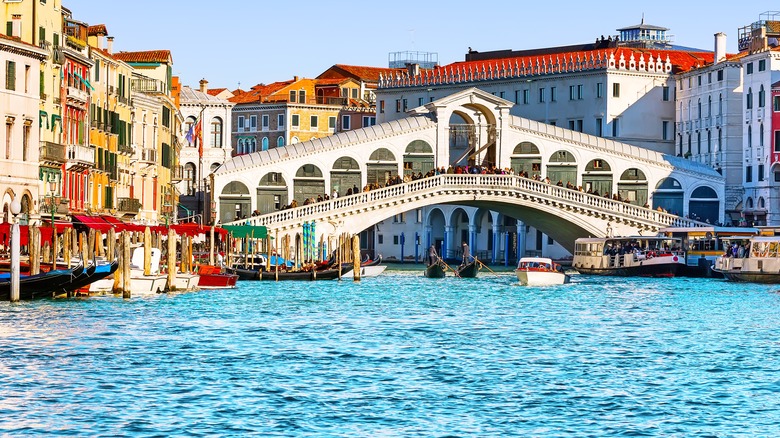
[1,270,780,436]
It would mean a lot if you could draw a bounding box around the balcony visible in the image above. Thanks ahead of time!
[108,85,116,96]
[131,78,166,94]
[757,108,765,121]
[117,197,141,214]
[170,165,184,182]
[118,143,135,155]
[746,109,752,123]
[140,147,157,165]
[39,141,66,165]
[66,144,95,170]
[316,96,348,105]
[66,86,89,105]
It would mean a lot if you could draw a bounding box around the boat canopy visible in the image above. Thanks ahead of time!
[222,224,268,239]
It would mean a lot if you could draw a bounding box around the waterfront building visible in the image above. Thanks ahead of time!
[178,79,234,225]
[737,12,780,226]
[674,33,744,220]
[114,50,181,224]
[85,26,134,218]
[0,34,48,223]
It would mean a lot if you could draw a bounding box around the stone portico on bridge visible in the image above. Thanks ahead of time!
[213,88,724,251]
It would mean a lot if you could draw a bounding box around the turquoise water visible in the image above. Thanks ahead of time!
[2,271,780,436]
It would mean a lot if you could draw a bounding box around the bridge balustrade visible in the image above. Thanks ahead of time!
[232,174,702,229]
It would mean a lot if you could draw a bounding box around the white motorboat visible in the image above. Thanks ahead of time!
[91,247,168,294]
[516,257,570,286]
[361,265,387,277]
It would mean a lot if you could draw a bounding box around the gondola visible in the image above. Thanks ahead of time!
[0,262,85,300]
[225,266,261,280]
[361,255,382,267]
[259,264,353,281]
[424,261,447,278]
[67,259,120,295]
[454,259,480,278]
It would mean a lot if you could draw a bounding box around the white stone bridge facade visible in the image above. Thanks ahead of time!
[213,88,722,252]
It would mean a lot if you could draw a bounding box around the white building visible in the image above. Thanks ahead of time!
[675,33,744,221]
[0,34,48,223]
[178,79,234,225]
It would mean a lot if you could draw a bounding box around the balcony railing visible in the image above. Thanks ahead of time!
[117,197,141,214]
[39,141,66,164]
[66,144,95,170]
[66,86,89,104]
[140,147,157,164]
[170,165,184,182]
[118,143,134,155]
[131,78,166,94]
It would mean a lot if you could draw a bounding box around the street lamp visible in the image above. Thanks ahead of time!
[9,198,22,302]
[48,180,57,226]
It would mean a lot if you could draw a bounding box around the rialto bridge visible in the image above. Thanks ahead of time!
[213,88,722,253]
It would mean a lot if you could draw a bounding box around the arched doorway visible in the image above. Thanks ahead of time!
[257,172,288,214]
[510,142,541,176]
[294,164,325,203]
[617,168,648,206]
[688,186,719,223]
[546,150,577,186]
[652,177,684,215]
[403,140,434,177]
[582,159,613,196]
[330,157,361,196]
[219,181,251,224]
[427,208,446,255]
[367,148,397,186]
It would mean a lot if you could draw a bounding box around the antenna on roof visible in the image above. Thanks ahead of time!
[641,13,644,25]
[237,81,241,90]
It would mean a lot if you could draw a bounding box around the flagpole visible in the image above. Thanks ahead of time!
[196,104,206,224]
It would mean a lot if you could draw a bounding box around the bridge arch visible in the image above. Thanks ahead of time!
[510,141,541,175]
[219,181,251,223]
[582,158,613,195]
[294,164,325,203]
[367,148,398,186]
[425,207,447,253]
[403,140,434,177]
[331,156,362,197]
[547,150,578,187]
[256,172,288,214]
[652,177,684,215]
[617,168,648,206]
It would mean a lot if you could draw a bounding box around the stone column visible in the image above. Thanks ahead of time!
[517,221,527,260]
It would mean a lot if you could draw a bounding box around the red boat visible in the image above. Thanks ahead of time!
[196,265,238,289]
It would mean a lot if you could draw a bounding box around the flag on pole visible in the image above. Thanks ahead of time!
[193,117,203,158]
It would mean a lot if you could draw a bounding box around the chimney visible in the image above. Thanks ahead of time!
[714,32,726,64]
[406,63,420,76]
[97,35,104,50]
[293,76,299,82]
[107,36,114,54]
[199,78,208,94]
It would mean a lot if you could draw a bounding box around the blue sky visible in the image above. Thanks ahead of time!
[64,0,776,91]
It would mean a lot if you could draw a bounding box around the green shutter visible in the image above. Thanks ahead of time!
[53,33,59,47]
[6,61,15,91]
[39,26,45,44]
[39,71,44,97]
[6,22,12,37]
[94,59,99,82]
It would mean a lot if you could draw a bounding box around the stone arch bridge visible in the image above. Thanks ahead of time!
[213,88,720,251]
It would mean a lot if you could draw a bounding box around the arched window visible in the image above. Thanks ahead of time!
[210,117,223,147]
[277,136,285,147]
[251,138,257,153]
[697,98,702,119]
[707,130,711,153]
[262,137,269,151]
[748,125,752,148]
[760,123,764,147]
[237,139,244,154]
[697,132,701,154]
[707,95,712,117]
[185,162,196,195]
[747,87,753,110]
[184,116,197,146]
[759,85,765,108]
[717,128,722,152]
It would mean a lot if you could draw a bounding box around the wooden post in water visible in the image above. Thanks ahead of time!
[337,234,342,280]
[352,234,361,282]
[87,228,96,265]
[52,226,58,270]
[80,232,87,268]
[31,226,40,275]
[122,230,132,299]
[187,235,193,273]
[143,227,152,276]
[107,228,115,260]
[113,233,123,294]
[209,226,215,266]
[275,230,279,281]
[265,233,271,271]
[63,228,71,268]
[96,230,104,258]
[42,240,50,265]
[167,228,176,291]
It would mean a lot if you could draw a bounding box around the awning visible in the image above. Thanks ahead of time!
[170,223,229,237]
[222,224,268,239]
[0,223,29,246]
[71,215,113,232]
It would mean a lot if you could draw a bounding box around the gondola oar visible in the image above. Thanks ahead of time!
[475,257,498,275]
[438,256,461,278]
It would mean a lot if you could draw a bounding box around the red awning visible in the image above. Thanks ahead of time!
[71,215,113,232]
[0,223,30,246]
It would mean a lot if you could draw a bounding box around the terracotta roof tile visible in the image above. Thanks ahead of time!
[207,88,227,96]
[113,50,171,64]
[228,80,294,104]
[319,64,404,82]
[87,24,107,36]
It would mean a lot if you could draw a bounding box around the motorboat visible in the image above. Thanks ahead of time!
[196,264,238,289]
[712,236,780,283]
[573,236,685,277]
[516,257,570,286]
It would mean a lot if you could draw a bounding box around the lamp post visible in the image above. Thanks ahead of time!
[9,199,22,302]
[48,180,57,226]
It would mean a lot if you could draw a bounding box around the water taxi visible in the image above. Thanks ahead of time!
[659,227,759,276]
[516,257,570,286]
[573,236,685,277]
[712,236,780,283]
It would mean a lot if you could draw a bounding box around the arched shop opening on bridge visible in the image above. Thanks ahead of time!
[403,140,434,177]
[330,156,361,197]
[367,148,398,186]
[294,164,326,204]
[510,142,542,175]
[256,172,288,214]
[219,181,251,224]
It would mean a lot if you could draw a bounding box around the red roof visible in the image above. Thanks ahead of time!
[228,80,294,104]
[87,24,107,36]
[207,88,227,96]
[114,50,171,64]
[318,64,404,83]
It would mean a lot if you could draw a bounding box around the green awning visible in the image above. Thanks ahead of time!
[222,224,268,239]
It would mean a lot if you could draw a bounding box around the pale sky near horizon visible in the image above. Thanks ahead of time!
[63,0,777,91]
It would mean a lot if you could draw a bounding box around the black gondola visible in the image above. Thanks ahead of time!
[424,261,447,278]
[0,262,85,300]
[454,260,480,278]
[259,264,353,281]
[225,266,260,280]
[361,255,382,267]
[64,259,120,294]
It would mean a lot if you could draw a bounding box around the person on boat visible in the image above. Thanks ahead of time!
[427,245,438,266]
[461,241,471,266]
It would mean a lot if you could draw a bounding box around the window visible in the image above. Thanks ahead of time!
[776,130,780,152]
[291,114,299,128]
[707,130,711,153]
[746,166,752,183]
[697,99,702,119]
[250,115,257,131]
[697,75,702,86]
[402,99,407,111]
[393,235,399,245]
[328,116,336,129]
[362,116,375,126]
[522,89,530,104]
[747,88,753,110]
[210,117,223,147]
[662,86,670,101]
[262,115,269,129]
[277,136,284,147]
[569,85,576,100]
[760,124,764,147]
[774,96,780,112]
[759,164,765,181]
[514,90,521,104]
[277,114,284,127]
[418,97,424,106]
[261,137,269,151]
[289,90,296,102]
[596,82,603,98]
[5,60,15,90]
[550,86,557,102]
[395,99,401,112]
[612,118,619,137]
[577,84,583,99]
[237,116,245,131]
[341,115,350,130]
[708,96,712,117]
[708,72,712,83]
[759,85,765,108]
[759,59,766,71]
[379,100,385,113]
[310,115,318,130]
[747,62,753,74]
[662,121,670,140]
[416,209,423,223]
[697,132,701,154]
[748,125,752,148]
[596,118,603,137]
[538,87,545,103]
[378,235,383,245]
[298,90,306,104]
[775,171,780,183]
[612,83,620,98]
[717,70,723,81]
